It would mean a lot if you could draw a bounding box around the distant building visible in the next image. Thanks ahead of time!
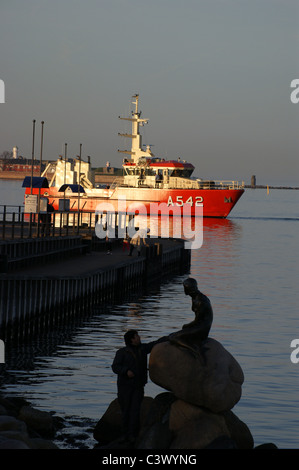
[0,157,41,173]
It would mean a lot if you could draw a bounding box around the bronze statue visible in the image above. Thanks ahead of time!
[169,278,213,358]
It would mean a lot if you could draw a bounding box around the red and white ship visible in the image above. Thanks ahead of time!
[23,94,244,217]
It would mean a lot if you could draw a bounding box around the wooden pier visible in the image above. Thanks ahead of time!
[0,233,190,341]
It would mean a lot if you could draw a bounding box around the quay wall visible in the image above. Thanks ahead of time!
[0,237,190,340]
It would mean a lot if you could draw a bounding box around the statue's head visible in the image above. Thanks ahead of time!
[183,278,199,295]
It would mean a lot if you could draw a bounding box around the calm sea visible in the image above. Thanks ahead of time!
[0,179,298,449]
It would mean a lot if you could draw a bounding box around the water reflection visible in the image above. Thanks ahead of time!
[132,213,241,243]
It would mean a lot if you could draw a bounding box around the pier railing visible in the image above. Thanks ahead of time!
[0,205,102,240]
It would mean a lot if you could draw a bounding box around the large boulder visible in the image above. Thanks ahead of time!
[169,399,230,449]
[0,438,30,449]
[18,405,55,438]
[0,415,27,433]
[168,400,254,449]
[137,421,173,449]
[93,398,123,444]
[136,392,176,449]
[149,338,244,413]
[222,410,254,449]
[93,397,154,444]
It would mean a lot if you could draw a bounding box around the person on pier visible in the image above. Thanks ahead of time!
[128,228,149,256]
[39,199,54,237]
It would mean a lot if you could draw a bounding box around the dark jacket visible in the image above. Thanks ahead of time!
[112,338,167,389]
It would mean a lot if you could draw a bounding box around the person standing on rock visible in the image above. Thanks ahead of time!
[111,329,167,445]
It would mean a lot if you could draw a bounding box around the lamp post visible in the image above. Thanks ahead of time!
[77,144,82,229]
[64,143,67,211]
[39,121,44,177]
[30,119,36,195]
[38,121,45,215]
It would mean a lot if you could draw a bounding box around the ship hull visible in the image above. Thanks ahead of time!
[25,186,244,218]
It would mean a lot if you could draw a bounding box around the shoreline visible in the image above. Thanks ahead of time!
[0,391,95,449]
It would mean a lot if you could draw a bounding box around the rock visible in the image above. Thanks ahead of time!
[222,410,254,449]
[93,397,154,444]
[0,415,27,433]
[93,398,123,444]
[93,391,257,450]
[140,392,177,429]
[0,430,33,448]
[169,399,230,449]
[0,396,30,418]
[18,405,55,438]
[205,435,238,449]
[149,338,244,412]
[137,393,176,449]
[0,394,65,448]
[5,396,30,411]
[137,422,173,449]
[0,438,30,449]
[30,438,60,449]
[254,442,278,449]
[0,405,7,416]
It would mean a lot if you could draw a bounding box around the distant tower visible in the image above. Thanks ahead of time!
[251,175,256,188]
[12,146,18,159]
[0,79,4,103]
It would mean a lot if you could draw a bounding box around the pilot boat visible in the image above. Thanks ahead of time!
[23,94,244,218]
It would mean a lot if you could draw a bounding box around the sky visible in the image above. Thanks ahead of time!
[0,0,298,185]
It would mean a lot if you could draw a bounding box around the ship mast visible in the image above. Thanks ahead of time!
[118,94,152,163]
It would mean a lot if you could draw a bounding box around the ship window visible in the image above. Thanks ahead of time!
[169,169,181,177]
[169,168,193,178]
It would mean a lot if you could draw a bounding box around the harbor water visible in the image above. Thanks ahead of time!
[0,179,298,449]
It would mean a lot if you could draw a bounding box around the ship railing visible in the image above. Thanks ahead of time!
[121,176,245,190]
[196,180,245,190]
[109,180,118,190]
[109,175,125,191]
